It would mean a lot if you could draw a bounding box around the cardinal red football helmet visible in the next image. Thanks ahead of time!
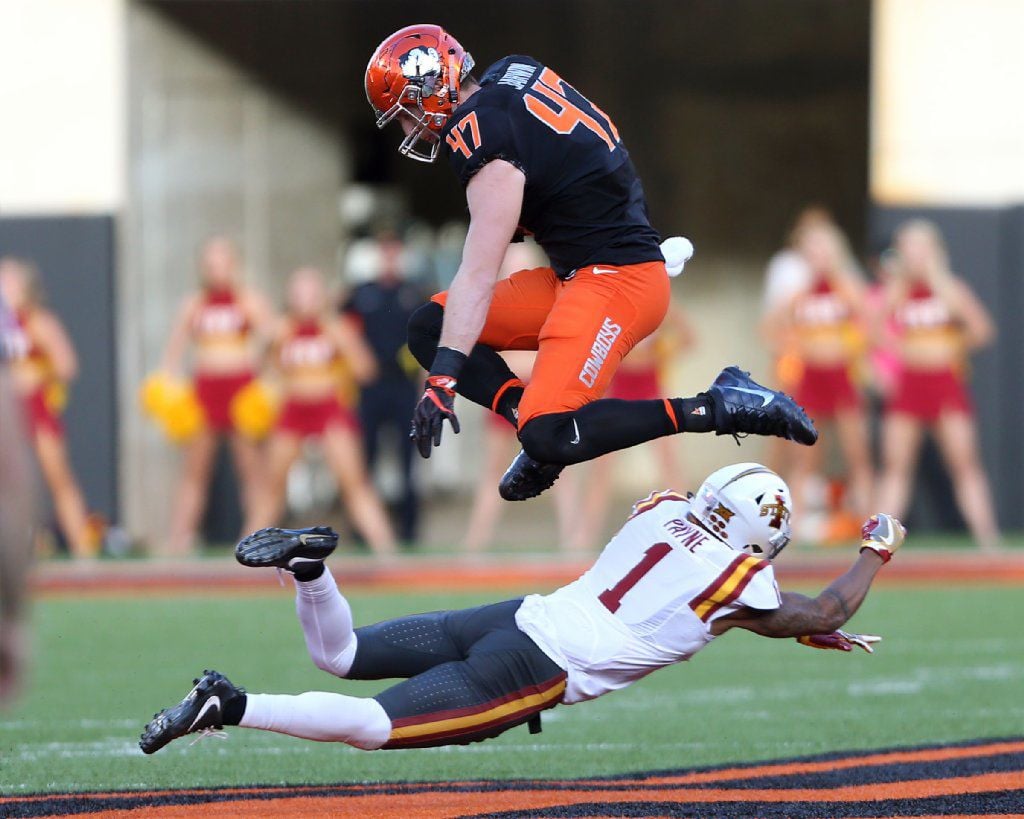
[364,24,475,162]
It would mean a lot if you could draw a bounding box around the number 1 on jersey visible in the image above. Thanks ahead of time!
[598,542,672,613]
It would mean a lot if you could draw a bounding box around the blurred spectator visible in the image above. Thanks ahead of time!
[0,296,38,705]
[571,303,695,552]
[0,258,95,557]
[254,267,396,556]
[764,222,872,543]
[760,207,834,476]
[874,220,1000,551]
[160,237,275,554]
[462,351,579,554]
[341,230,425,543]
[462,242,578,553]
[762,207,833,318]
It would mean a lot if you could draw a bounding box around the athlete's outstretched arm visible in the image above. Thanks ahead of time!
[712,514,905,639]
[438,159,525,356]
[714,552,884,638]
[409,159,526,457]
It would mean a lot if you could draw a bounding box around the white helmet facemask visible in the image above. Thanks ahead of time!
[692,463,793,560]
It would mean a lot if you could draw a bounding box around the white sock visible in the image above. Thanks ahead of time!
[294,568,358,677]
[239,692,392,750]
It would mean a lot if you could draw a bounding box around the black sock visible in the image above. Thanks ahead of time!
[518,395,717,466]
[519,399,675,464]
[221,693,247,726]
[669,396,715,433]
[291,562,325,582]
[495,385,524,427]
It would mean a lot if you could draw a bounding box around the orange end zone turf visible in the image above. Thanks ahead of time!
[3,738,1022,818]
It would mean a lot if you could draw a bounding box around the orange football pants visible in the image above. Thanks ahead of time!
[431,260,670,427]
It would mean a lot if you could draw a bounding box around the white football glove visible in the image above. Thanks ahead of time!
[859,513,906,563]
[660,236,694,278]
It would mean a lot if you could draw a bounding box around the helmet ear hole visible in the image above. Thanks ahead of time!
[749,544,763,554]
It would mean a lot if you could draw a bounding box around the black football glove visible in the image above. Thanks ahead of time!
[411,375,460,458]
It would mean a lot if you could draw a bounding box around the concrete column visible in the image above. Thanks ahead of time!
[121,4,347,547]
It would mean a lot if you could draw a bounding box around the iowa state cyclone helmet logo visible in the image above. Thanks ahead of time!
[759,494,791,530]
[399,46,442,81]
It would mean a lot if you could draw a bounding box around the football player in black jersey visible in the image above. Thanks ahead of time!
[366,25,817,500]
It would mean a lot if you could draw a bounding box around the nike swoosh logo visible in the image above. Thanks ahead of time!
[728,385,776,407]
[570,419,581,445]
[188,695,220,731]
[591,267,618,275]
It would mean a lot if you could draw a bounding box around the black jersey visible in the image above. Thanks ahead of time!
[441,55,663,278]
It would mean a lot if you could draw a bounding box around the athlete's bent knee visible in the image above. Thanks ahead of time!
[517,413,577,465]
[311,635,359,679]
[407,301,443,371]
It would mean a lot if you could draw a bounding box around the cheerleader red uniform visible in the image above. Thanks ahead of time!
[607,364,661,401]
[1,309,64,437]
[276,319,359,438]
[791,277,862,419]
[191,289,255,432]
[888,282,973,422]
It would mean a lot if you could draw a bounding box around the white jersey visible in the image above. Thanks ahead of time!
[516,491,782,704]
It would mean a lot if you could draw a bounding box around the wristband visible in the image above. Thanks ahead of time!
[430,347,468,380]
[859,544,891,563]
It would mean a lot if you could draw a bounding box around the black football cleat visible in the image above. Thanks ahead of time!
[235,526,338,571]
[705,366,818,445]
[498,449,565,501]
[139,670,245,755]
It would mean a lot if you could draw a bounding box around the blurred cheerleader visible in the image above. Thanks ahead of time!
[0,258,93,557]
[766,221,873,536]
[759,207,833,476]
[254,267,396,556]
[461,351,580,554]
[462,242,579,554]
[161,237,274,554]
[874,220,1000,551]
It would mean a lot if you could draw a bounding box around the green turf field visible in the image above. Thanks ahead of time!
[2,583,1022,794]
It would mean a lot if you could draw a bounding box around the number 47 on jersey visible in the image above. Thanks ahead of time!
[446,67,621,159]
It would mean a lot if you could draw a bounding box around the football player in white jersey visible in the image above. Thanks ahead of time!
[140,463,904,754]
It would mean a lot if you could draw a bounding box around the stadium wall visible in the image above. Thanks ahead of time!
[120,4,349,547]
[0,216,119,529]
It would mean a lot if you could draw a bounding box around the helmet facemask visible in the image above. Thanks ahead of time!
[747,528,791,561]
[373,83,445,163]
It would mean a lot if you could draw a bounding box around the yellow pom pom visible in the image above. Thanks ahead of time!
[162,385,204,442]
[44,381,68,414]
[139,372,177,418]
[331,359,357,408]
[139,372,205,443]
[775,352,804,392]
[230,380,279,440]
[398,344,421,378]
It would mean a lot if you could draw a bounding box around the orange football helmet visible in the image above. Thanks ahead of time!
[364,24,475,163]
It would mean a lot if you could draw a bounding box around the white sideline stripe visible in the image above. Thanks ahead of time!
[0,718,138,730]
